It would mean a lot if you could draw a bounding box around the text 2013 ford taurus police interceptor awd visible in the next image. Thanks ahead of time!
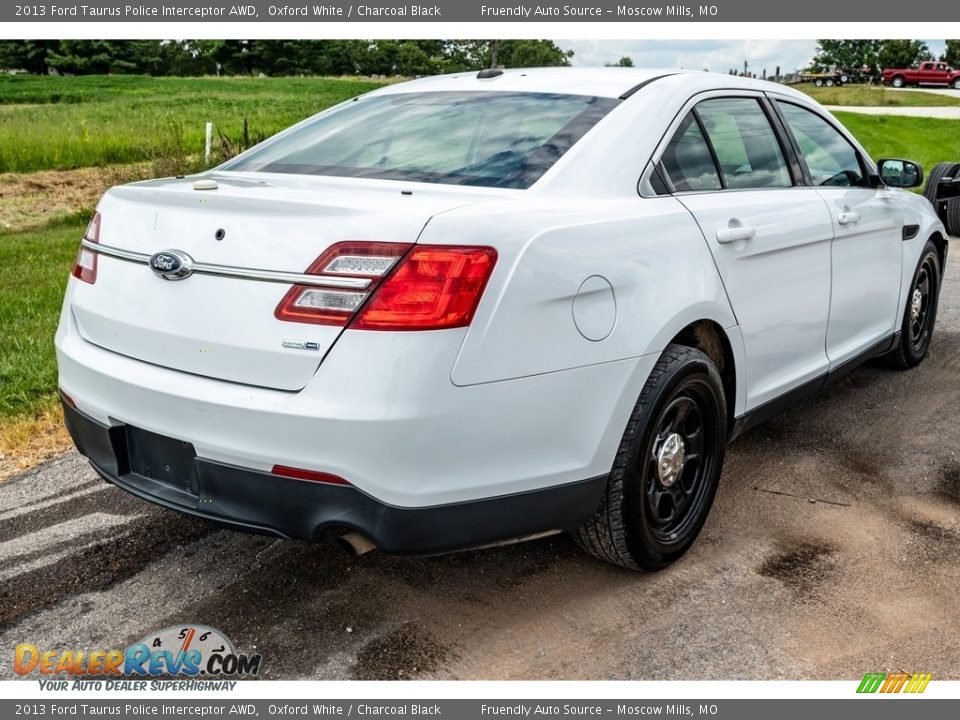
[57,69,948,570]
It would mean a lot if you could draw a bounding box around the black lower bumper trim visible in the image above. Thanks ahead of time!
[62,397,606,554]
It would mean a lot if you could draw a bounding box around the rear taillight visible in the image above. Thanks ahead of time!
[72,212,101,285]
[275,242,411,326]
[275,243,497,331]
[352,246,497,330]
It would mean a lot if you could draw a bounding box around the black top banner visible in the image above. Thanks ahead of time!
[3,0,953,23]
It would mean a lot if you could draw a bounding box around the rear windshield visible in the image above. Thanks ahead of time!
[221,91,619,189]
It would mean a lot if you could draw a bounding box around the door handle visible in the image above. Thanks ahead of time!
[716,226,756,244]
[838,211,860,225]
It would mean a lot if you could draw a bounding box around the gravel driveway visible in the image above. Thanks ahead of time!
[2,241,959,681]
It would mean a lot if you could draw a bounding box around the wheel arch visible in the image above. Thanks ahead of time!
[930,230,949,273]
[667,319,740,429]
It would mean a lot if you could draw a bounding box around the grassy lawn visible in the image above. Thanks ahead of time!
[798,84,960,107]
[0,75,387,174]
[0,217,85,477]
[837,112,960,174]
[0,217,83,419]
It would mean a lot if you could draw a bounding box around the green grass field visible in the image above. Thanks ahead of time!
[0,75,387,174]
[798,84,960,107]
[0,74,959,443]
[0,217,83,419]
[835,112,960,176]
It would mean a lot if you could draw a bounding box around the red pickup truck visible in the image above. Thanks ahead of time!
[882,61,960,89]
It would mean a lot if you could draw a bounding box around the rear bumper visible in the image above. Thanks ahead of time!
[63,397,606,553]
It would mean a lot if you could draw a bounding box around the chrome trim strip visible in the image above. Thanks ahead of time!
[81,239,372,290]
[82,239,148,264]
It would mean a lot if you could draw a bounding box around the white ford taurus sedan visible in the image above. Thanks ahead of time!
[57,68,948,570]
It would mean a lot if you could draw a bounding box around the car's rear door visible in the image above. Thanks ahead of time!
[773,99,903,367]
[658,93,835,410]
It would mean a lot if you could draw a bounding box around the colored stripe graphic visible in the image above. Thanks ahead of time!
[906,673,933,693]
[857,672,932,694]
[857,673,885,693]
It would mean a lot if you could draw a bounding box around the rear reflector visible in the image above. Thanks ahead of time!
[272,465,350,486]
[352,246,497,331]
[276,242,497,331]
[72,212,101,285]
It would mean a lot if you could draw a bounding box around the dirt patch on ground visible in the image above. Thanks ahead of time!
[0,164,151,232]
[938,462,960,504]
[352,622,450,680]
[758,541,837,597]
[0,405,73,482]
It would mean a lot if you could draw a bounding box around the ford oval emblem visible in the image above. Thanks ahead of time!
[148,250,194,280]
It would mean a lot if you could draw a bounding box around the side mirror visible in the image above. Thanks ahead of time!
[877,158,924,188]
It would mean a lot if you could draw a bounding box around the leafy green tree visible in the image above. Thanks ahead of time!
[606,56,635,67]
[811,40,882,73]
[495,40,573,68]
[353,40,447,76]
[944,40,960,67]
[877,40,932,70]
[0,40,61,74]
[0,39,574,77]
[44,40,166,74]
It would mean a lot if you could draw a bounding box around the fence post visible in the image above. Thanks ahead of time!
[205,122,213,164]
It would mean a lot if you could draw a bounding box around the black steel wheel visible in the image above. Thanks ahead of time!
[575,344,727,571]
[885,241,941,369]
[642,380,720,545]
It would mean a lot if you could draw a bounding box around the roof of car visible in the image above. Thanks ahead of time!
[367,67,811,102]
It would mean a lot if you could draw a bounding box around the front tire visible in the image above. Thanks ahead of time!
[885,241,941,369]
[575,345,727,571]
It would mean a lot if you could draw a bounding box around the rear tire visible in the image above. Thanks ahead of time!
[953,78,960,90]
[574,345,727,571]
[892,76,905,88]
[884,241,941,369]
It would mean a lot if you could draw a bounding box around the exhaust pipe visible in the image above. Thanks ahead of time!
[339,531,377,557]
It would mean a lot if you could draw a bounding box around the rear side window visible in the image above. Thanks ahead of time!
[221,91,619,189]
[777,102,867,187]
[694,98,792,189]
[659,113,722,192]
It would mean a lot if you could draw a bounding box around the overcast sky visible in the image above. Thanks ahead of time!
[557,40,949,73]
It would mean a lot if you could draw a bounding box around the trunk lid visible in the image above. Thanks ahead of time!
[70,173,488,391]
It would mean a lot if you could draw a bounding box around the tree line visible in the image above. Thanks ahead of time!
[811,40,960,75]
[0,40,573,77]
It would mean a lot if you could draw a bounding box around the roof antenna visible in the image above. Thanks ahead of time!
[477,68,504,79]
